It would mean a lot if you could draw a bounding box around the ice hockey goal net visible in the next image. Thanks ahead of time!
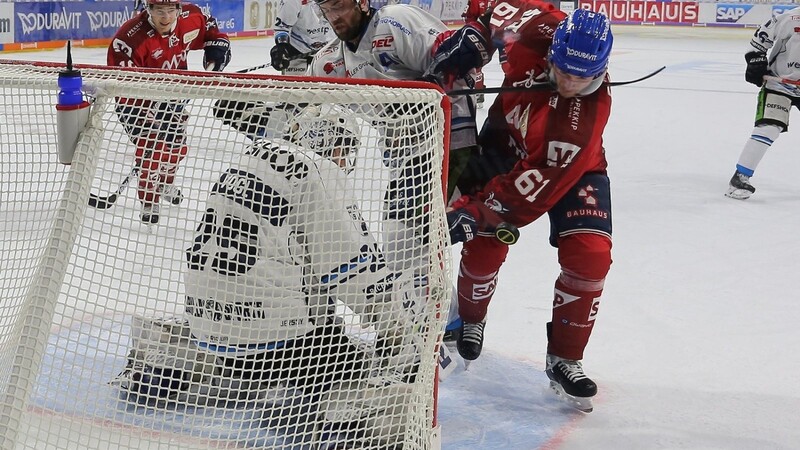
[0,60,451,450]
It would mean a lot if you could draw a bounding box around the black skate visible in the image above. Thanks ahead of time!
[546,354,597,413]
[456,320,485,361]
[725,171,755,200]
[443,317,462,344]
[141,204,160,224]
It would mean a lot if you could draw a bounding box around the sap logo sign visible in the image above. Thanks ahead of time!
[716,5,753,23]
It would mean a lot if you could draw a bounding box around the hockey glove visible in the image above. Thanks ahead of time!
[270,42,303,71]
[203,38,231,72]
[427,22,492,82]
[744,51,768,87]
[447,196,520,245]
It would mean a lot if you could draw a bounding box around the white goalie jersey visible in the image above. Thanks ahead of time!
[183,139,394,353]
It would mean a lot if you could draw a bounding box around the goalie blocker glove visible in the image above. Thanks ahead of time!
[270,42,303,71]
[203,38,231,72]
[744,51,768,87]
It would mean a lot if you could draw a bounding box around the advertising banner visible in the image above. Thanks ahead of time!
[193,0,243,33]
[0,3,13,44]
[13,1,139,43]
[579,1,699,24]
[243,0,279,31]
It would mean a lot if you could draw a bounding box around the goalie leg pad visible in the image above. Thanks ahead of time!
[112,315,223,407]
[367,273,430,378]
[316,374,415,449]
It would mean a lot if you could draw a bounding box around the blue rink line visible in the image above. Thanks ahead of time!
[30,313,577,449]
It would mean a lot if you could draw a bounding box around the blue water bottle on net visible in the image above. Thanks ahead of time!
[56,41,92,165]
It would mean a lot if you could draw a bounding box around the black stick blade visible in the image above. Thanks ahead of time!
[88,193,118,209]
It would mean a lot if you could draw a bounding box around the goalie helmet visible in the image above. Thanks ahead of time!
[286,105,361,172]
[549,9,613,78]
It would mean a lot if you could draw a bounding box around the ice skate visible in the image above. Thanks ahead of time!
[141,203,160,224]
[442,317,462,344]
[456,320,485,361]
[545,354,596,413]
[158,184,184,205]
[725,171,755,200]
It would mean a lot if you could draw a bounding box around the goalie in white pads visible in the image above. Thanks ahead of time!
[112,108,427,448]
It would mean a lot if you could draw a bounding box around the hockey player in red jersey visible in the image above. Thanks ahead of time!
[430,4,614,412]
[107,0,231,223]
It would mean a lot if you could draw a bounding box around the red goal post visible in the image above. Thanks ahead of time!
[0,60,452,450]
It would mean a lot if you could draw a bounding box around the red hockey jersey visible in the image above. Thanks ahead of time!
[107,4,228,71]
[477,0,612,225]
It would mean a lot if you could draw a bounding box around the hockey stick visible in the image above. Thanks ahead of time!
[447,66,667,96]
[88,167,138,209]
[763,75,800,86]
[235,63,271,74]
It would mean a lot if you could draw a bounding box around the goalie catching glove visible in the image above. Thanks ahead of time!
[744,51,768,87]
[203,38,231,71]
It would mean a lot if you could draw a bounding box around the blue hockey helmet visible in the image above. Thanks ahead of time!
[549,9,613,78]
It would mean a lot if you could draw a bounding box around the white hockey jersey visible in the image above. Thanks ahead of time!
[183,139,393,354]
[750,7,800,96]
[307,4,477,150]
[274,0,333,55]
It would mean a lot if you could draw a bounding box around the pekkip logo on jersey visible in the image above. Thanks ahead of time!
[578,1,698,24]
[715,4,754,24]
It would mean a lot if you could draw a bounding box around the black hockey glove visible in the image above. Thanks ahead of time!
[428,23,492,82]
[447,207,479,244]
[270,42,302,71]
[203,38,231,72]
[447,196,520,245]
[744,51,768,87]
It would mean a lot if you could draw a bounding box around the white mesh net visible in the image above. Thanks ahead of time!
[0,61,451,450]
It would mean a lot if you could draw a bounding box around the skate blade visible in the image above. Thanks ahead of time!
[725,188,752,200]
[549,381,594,413]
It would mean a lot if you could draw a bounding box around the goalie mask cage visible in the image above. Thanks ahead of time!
[0,60,451,450]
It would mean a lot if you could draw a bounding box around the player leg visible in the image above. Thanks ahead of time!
[455,235,509,361]
[727,88,790,199]
[545,172,612,412]
[135,142,162,224]
[153,101,189,206]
